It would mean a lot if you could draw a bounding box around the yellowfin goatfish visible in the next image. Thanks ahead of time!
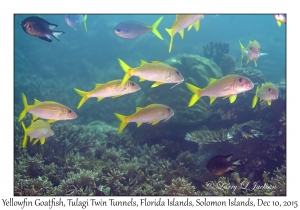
[21,120,54,148]
[74,80,141,109]
[239,40,268,67]
[206,154,242,176]
[114,16,163,40]
[114,104,174,134]
[18,93,77,122]
[118,58,184,88]
[185,74,254,107]
[274,14,286,27]
[64,14,88,32]
[21,16,65,42]
[165,15,204,52]
[252,82,278,108]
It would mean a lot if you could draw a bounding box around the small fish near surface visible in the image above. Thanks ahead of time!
[21,119,54,148]
[185,74,254,107]
[165,14,204,52]
[252,82,279,108]
[21,16,65,42]
[74,80,141,109]
[118,58,184,88]
[114,16,164,40]
[18,93,77,122]
[239,125,260,139]
[274,14,286,27]
[206,154,242,176]
[239,40,268,67]
[114,104,174,134]
[64,14,88,31]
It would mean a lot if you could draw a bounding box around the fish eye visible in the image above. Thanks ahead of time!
[68,109,72,114]
[250,47,253,50]
[238,78,243,83]
[116,28,121,32]
[168,108,171,112]
[268,88,271,91]
[130,82,135,86]
[175,71,180,75]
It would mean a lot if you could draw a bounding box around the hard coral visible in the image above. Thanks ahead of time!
[203,42,229,66]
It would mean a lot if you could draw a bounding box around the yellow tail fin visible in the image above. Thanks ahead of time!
[252,86,259,108]
[83,14,88,32]
[149,16,164,40]
[118,58,132,85]
[185,83,203,107]
[165,28,174,53]
[18,93,29,122]
[74,88,89,109]
[114,113,128,134]
[21,122,28,148]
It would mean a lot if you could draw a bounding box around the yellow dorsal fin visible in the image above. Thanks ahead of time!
[136,122,142,127]
[208,78,217,86]
[151,60,163,64]
[34,99,41,104]
[178,29,184,39]
[95,83,102,88]
[140,60,148,66]
[135,107,142,112]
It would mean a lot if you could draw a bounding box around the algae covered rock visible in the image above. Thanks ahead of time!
[135,54,223,126]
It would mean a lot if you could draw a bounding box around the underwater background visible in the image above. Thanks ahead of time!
[14,14,286,196]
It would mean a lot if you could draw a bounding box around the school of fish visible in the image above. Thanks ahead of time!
[16,14,284,176]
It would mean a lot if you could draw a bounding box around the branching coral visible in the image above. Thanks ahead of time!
[165,177,198,196]
[203,42,229,66]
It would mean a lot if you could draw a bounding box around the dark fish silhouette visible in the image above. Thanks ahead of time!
[206,154,242,176]
[239,125,259,138]
[21,16,64,42]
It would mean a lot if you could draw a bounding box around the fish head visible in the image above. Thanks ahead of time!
[64,15,81,28]
[60,108,77,120]
[168,70,184,84]
[233,76,254,93]
[248,47,261,60]
[125,81,141,92]
[114,23,129,38]
[21,20,34,33]
[162,106,174,121]
[259,85,279,101]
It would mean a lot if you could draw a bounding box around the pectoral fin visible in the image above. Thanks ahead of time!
[229,95,237,103]
[178,29,184,39]
[151,82,164,88]
[209,97,217,104]
[151,120,160,125]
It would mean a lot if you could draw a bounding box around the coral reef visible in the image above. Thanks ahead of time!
[203,42,229,66]
[220,54,237,75]
[165,177,197,196]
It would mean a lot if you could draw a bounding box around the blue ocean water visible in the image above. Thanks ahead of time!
[13,14,286,196]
